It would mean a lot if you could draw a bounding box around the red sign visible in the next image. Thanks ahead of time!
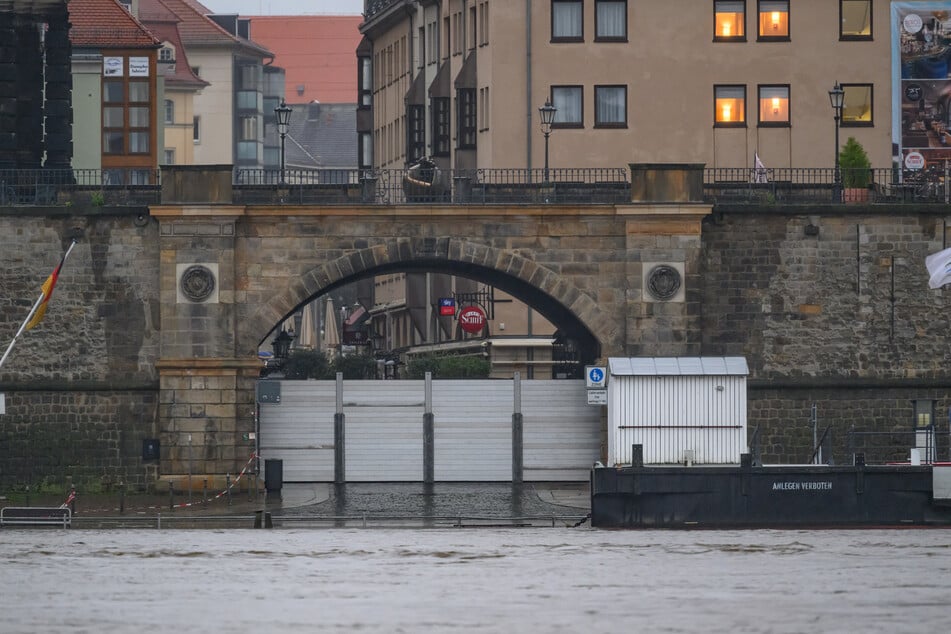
[458,306,486,334]
[438,297,456,316]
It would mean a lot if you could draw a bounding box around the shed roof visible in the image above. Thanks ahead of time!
[608,357,749,376]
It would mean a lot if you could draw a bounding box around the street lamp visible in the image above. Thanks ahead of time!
[828,81,844,203]
[271,328,293,360]
[274,98,292,184]
[538,99,557,183]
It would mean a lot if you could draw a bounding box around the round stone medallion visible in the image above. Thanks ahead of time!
[646,264,681,301]
[180,265,216,302]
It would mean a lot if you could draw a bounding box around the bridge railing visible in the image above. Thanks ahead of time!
[3,166,951,207]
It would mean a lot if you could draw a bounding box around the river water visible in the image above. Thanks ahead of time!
[1,528,948,633]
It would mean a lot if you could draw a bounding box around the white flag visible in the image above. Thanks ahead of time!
[926,247,951,289]
[753,153,768,183]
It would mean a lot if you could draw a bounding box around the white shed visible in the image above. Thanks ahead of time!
[607,357,749,466]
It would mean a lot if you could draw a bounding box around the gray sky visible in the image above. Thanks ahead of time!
[199,0,362,15]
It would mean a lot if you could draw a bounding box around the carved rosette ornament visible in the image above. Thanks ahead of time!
[179,265,216,303]
[646,264,682,301]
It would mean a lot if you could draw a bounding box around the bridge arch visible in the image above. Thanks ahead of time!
[242,237,616,364]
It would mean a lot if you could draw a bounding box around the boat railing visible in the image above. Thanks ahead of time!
[846,426,946,465]
[808,425,834,465]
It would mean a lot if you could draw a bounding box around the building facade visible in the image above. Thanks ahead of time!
[358,0,897,172]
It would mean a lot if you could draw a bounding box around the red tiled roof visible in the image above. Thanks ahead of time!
[158,0,271,57]
[249,16,362,103]
[68,0,160,49]
[138,0,207,88]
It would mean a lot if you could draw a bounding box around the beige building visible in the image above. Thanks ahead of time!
[359,0,891,172]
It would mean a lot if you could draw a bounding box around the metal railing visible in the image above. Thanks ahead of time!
[846,426,948,465]
[3,165,951,208]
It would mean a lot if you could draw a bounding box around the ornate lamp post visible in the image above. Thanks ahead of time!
[828,82,844,203]
[271,328,293,360]
[538,99,557,183]
[274,99,292,184]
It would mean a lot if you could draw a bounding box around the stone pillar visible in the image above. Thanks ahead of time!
[621,164,712,357]
[44,7,73,170]
[151,206,256,481]
[14,16,43,169]
[0,12,15,169]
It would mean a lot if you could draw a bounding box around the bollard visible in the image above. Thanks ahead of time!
[169,480,174,510]
[70,486,76,516]
[25,484,30,507]
[254,509,263,528]
[264,512,273,528]
[203,479,208,505]
[119,482,125,514]
[226,474,232,506]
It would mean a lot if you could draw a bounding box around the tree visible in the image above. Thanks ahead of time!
[839,136,871,188]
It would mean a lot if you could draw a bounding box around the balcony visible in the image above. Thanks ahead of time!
[1,166,949,208]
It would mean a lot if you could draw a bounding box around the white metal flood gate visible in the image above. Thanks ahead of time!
[258,376,601,482]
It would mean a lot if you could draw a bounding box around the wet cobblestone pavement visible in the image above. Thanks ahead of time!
[276,483,589,521]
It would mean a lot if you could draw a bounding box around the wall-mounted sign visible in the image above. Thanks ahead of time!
[905,151,925,170]
[438,297,456,316]
[458,305,486,334]
[129,57,150,77]
[103,56,123,76]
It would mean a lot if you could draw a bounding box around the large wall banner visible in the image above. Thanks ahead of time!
[893,1,951,179]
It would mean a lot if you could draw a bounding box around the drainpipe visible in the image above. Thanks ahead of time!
[526,0,533,170]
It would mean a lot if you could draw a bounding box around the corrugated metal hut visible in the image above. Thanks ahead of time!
[607,357,749,466]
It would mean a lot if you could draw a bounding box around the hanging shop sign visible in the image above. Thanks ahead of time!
[458,305,486,334]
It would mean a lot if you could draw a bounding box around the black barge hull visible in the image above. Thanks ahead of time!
[591,464,951,528]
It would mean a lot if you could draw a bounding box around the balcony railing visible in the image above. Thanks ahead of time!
[2,166,951,208]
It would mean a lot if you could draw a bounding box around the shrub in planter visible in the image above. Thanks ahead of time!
[839,136,871,189]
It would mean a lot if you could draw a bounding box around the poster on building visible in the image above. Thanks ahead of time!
[103,56,123,77]
[893,1,951,181]
[129,57,150,77]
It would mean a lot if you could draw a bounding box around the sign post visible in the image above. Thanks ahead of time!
[458,305,486,334]
[585,365,607,405]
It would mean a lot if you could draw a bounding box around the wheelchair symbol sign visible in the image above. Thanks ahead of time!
[586,366,606,388]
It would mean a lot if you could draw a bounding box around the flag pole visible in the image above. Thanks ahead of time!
[0,239,77,371]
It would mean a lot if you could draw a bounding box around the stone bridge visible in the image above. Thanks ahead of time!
[147,165,709,480]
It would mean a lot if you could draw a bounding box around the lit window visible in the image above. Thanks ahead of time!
[595,85,627,127]
[758,85,789,125]
[552,0,583,41]
[841,84,873,126]
[714,85,746,126]
[595,1,627,41]
[758,0,789,40]
[714,1,745,41]
[840,0,871,40]
[552,85,583,127]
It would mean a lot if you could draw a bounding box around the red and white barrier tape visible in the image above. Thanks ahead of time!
[69,452,259,514]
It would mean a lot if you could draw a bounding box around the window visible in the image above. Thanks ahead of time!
[469,6,477,50]
[193,115,200,143]
[443,16,451,58]
[552,0,583,42]
[164,99,174,124]
[359,56,372,107]
[758,85,789,125]
[914,400,934,429]
[102,72,151,156]
[595,1,627,41]
[432,97,450,156]
[841,83,872,126]
[163,149,175,165]
[159,46,174,63]
[714,1,746,41]
[840,0,871,40]
[714,85,746,126]
[479,86,490,131]
[191,66,200,77]
[552,85,583,127]
[457,88,477,149]
[595,85,627,127]
[418,26,425,68]
[359,131,373,169]
[757,0,789,40]
[407,104,426,162]
[479,1,489,46]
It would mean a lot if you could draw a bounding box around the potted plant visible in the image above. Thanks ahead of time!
[839,136,872,202]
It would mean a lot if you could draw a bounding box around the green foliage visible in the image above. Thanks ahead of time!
[332,353,379,379]
[405,354,491,379]
[839,137,871,188]
[282,349,333,379]
[90,191,105,206]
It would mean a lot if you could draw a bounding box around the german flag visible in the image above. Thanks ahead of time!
[25,241,75,330]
